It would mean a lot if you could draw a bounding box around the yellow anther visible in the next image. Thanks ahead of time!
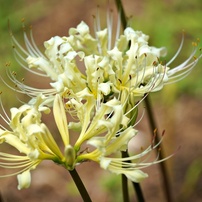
[192,42,197,47]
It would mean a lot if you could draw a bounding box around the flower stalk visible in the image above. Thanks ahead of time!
[144,96,173,202]
[122,150,145,202]
[69,169,92,202]
[115,1,145,201]
[121,151,130,202]
[115,0,127,29]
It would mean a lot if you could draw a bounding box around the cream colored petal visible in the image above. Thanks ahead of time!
[98,82,111,95]
[53,94,69,146]
[123,170,148,183]
[105,127,137,155]
[26,56,57,80]
[69,21,90,36]
[100,158,148,183]
[2,134,30,154]
[17,170,31,190]
[40,124,64,159]
[10,105,30,127]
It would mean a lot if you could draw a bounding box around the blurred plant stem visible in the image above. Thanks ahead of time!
[115,0,145,202]
[144,96,173,202]
[0,191,4,202]
[69,169,92,202]
[115,0,127,29]
[115,0,173,202]
[122,151,145,202]
[121,167,129,202]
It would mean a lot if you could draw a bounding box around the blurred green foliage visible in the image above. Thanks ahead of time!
[129,0,202,98]
[0,0,54,66]
[101,174,123,202]
[178,158,202,201]
[0,0,56,106]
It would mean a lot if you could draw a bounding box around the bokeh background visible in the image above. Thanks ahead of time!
[0,0,202,201]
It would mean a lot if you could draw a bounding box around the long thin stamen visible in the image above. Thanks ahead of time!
[29,28,45,58]
[167,33,184,66]
[22,25,44,58]
[115,11,121,42]
[124,93,147,117]
[0,98,10,125]
[96,6,101,31]
[93,7,102,54]
[107,8,113,50]
[0,161,39,178]
[168,46,197,75]
[2,68,56,97]
[167,61,197,84]
[132,108,145,127]
[10,23,48,78]
[14,51,47,77]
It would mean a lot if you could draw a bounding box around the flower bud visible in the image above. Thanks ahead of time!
[64,145,76,170]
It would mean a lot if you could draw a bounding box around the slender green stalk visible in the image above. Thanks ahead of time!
[122,151,145,202]
[116,1,130,200]
[132,183,145,202]
[115,0,173,201]
[0,191,4,202]
[115,0,127,29]
[144,96,173,202]
[115,0,145,201]
[121,170,130,202]
[121,151,130,202]
[69,169,92,202]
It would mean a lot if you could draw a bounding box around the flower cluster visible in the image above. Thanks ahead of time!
[0,14,201,190]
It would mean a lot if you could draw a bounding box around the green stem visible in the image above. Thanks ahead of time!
[132,183,145,202]
[0,191,4,202]
[114,0,173,201]
[122,151,145,202]
[69,169,92,202]
[122,171,130,202]
[144,96,173,202]
[115,0,127,29]
[122,151,130,202]
[116,0,145,201]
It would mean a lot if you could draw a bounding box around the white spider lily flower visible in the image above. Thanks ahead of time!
[9,28,87,98]
[76,126,173,183]
[0,95,71,189]
[0,84,172,188]
[7,17,200,102]
[0,93,133,188]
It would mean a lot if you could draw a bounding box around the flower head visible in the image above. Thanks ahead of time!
[7,16,201,104]
[0,91,168,188]
[0,95,67,189]
[1,9,201,191]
